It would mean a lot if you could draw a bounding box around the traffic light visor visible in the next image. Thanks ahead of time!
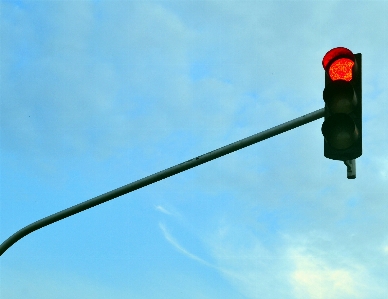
[322,47,355,81]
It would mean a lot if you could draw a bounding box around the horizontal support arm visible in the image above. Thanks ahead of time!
[0,108,325,256]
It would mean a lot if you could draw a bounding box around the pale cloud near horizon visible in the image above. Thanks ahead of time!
[289,249,361,299]
[184,220,386,299]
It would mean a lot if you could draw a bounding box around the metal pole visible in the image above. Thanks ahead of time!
[0,108,325,256]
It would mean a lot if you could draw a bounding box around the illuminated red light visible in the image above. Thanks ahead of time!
[322,47,355,81]
[328,58,354,81]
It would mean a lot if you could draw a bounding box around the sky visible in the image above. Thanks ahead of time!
[1,0,388,298]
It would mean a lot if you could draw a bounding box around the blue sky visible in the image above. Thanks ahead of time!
[1,1,388,298]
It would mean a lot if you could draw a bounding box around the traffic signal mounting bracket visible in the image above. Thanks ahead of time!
[344,159,356,179]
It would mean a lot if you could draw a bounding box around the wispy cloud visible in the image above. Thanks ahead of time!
[158,222,213,268]
[201,221,291,299]
[155,205,173,215]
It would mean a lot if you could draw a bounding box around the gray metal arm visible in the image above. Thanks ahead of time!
[0,108,325,256]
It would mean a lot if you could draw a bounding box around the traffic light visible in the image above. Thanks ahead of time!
[321,47,362,161]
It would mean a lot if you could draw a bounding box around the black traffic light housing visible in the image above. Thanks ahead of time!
[321,48,362,161]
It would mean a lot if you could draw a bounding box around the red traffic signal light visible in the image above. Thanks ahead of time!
[321,47,362,161]
[322,47,356,81]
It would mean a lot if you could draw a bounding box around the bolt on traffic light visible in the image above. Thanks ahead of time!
[321,47,362,161]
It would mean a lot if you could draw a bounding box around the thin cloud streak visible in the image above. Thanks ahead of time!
[158,222,214,268]
[155,205,173,216]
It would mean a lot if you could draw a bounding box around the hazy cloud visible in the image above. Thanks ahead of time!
[289,250,362,299]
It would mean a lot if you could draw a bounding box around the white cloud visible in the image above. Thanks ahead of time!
[284,233,388,299]
[290,250,361,299]
[202,221,388,299]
